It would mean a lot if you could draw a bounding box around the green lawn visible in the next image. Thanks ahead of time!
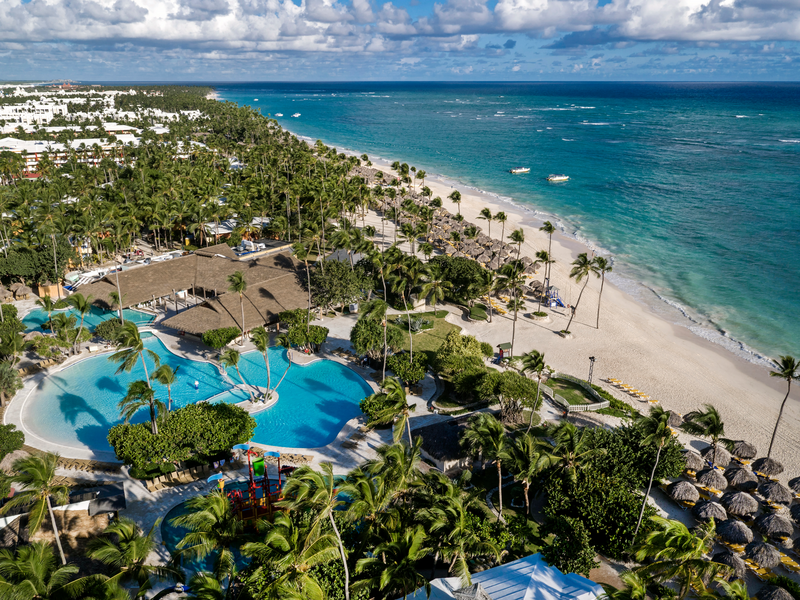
[388,310,460,364]
[549,378,593,406]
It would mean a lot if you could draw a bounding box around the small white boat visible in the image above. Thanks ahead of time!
[274,113,283,117]
[510,167,530,174]
[547,174,569,182]
[291,113,301,118]
[254,98,258,101]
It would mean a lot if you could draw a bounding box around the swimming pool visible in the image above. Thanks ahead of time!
[21,336,372,453]
[22,306,154,333]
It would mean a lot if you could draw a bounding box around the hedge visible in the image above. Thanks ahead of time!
[202,327,241,349]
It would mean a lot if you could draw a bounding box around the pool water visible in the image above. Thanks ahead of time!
[22,306,154,333]
[22,337,372,453]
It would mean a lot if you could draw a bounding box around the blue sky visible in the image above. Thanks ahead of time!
[1,0,799,81]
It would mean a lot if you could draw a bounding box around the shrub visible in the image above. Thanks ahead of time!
[350,317,403,361]
[480,342,494,357]
[434,331,486,374]
[452,366,491,399]
[0,423,24,462]
[386,353,428,385]
[0,363,23,407]
[592,384,640,419]
[428,255,488,303]
[107,402,256,470]
[307,325,329,351]
[31,336,62,359]
[278,308,308,329]
[393,316,431,332]
[202,326,241,349]
[540,515,599,577]
[532,311,548,317]
[94,318,122,342]
[0,305,25,340]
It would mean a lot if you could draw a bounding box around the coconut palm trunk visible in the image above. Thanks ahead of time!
[565,278,589,333]
[634,442,663,539]
[768,379,792,458]
[46,496,67,565]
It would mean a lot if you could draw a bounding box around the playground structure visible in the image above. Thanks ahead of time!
[545,286,565,308]
[223,447,296,523]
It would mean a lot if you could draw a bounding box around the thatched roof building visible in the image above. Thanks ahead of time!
[415,416,474,474]
[80,247,307,336]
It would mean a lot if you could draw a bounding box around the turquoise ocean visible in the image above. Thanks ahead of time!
[214,82,800,364]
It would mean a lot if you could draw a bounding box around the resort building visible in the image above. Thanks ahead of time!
[0,135,139,172]
[415,417,475,474]
[406,554,604,600]
[79,244,308,337]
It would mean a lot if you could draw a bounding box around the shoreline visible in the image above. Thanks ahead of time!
[209,93,800,481]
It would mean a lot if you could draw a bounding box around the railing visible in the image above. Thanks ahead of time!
[541,374,610,413]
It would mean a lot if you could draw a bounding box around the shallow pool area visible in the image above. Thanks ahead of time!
[21,336,372,454]
[22,306,154,333]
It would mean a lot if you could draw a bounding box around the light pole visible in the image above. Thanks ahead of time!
[114,260,124,324]
[588,356,596,384]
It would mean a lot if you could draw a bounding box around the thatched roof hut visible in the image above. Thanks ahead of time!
[790,504,800,526]
[14,285,32,299]
[668,481,699,503]
[683,451,704,472]
[720,491,758,517]
[757,587,794,600]
[755,514,794,539]
[414,416,473,474]
[753,457,784,476]
[711,551,747,579]
[759,481,793,505]
[731,440,757,459]
[8,282,22,292]
[693,500,727,522]
[724,468,758,492]
[717,519,754,544]
[788,476,800,494]
[697,468,727,491]
[745,542,781,568]
[23,331,43,342]
[701,446,731,467]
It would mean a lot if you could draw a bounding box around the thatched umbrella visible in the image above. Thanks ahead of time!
[731,441,757,459]
[788,476,800,494]
[717,519,754,544]
[711,551,747,580]
[701,446,731,467]
[23,331,43,343]
[693,500,727,522]
[697,468,728,491]
[667,411,683,428]
[752,457,784,476]
[724,468,758,492]
[757,587,794,600]
[790,504,800,525]
[745,541,781,568]
[668,481,700,503]
[721,491,759,517]
[683,451,704,472]
[759,481,793,505]
[755,514,794,539]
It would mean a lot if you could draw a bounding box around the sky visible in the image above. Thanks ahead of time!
[1,0,800,81]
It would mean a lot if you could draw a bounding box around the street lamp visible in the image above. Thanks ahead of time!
[588,356,596,384]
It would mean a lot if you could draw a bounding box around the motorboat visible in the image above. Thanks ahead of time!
[510,167,530,174]
[274,113,283,117]
[547,174,569,182]
[291,113,301,117]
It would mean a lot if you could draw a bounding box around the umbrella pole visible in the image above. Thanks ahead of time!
[278,456,282,492]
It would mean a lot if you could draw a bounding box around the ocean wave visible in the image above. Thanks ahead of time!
[562,138,575,141]
[736,115,749,118]
[779,139,800,143]
[581,122,611,125]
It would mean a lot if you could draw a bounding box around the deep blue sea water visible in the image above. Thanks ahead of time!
[215,82,800,362]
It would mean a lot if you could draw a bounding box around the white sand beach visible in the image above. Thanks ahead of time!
[355,153,799,480]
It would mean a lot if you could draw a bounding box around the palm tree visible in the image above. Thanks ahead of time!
[461,412,509,522]
[495,211,508,241]
[705,579,752,600]
[681,404,726,466]
[364,377,416,444]
[364,439,423,503]
[564,253,599,333]
[227,271,247,346]
[151,364,179,412]
[271,333,294,392]
[499,260,526,358]
[292,241,313,334]
[0,453,70,565]
[418,263,452,314]
[353,525,430,600]
[219,348,247,389]
[183,572,225,600]
[502,432,557,517]
[67,292,93,345]
[520,350,546,430]
[87,517,182,596]
[171,489,246,585]
[539,220,556,291]
[36,294,55,328]
[2,333,29,367]
[278,463,351,600]
[109,322,160,389]
[534,250,553,312]
[0,541,83,599]
[477,207,493,237]
[549,421,606,484]
[633,405,673,539]
[634,516,729,599]
[448,190,462,215]
[241,511,338,600]
[250,326,272,398]
[600,571,647,600]
[109,291,126,324]
[509,227,525,259]
[593,256,612,329]
[767,355,799,458]
[361,298,390,381]
[119,380,165,435]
